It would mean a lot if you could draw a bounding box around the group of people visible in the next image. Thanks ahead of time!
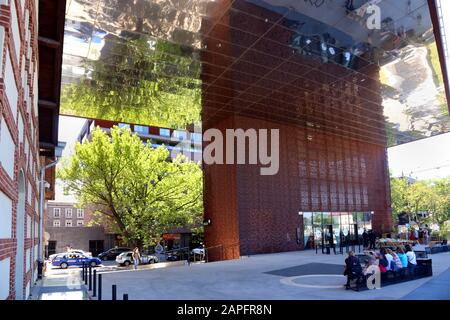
[344,244,418,289]
[409,226,430,245]
[362,229,376,249]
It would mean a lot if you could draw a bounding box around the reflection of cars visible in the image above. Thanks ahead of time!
[115,252,159,266]
[98,247,131,261]
[49,249,91,261]
[51,253,102,269]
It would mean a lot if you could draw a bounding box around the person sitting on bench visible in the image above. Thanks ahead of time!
[405,245,417,270]
[344,251,363,290]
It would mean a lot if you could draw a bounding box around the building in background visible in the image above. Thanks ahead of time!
[77,119,202,162]
[45,202,117,257]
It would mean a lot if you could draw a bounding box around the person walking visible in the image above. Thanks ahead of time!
[132,247,141,270]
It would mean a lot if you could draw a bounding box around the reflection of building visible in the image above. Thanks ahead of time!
[45,202,116,257]
[77,119,202,162]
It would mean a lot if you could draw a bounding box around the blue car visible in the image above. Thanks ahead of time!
[51,252,102,269]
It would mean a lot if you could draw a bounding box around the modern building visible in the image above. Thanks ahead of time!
[57,0,450,261]
[44,202,116,257]
[77,119,202,163]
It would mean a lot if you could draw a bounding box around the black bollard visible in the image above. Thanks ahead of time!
[93,270,97,297]
[123,294,128,300]
[112,284,117,300]
[82,262,85,281]
[84,264,88,285]
[88,266,92,291]
[98,274,102,300]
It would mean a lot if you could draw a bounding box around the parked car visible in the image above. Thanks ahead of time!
[51,253,102,269]
[48,249,91,261]
[115,251,159,266]
[98,247,131,261]
[192,247,205,255]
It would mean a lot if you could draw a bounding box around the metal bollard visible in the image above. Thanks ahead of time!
[123,294,128,300]
[84,264,88,285]
[93,270,97,297]
[98,274,102,300]
[88,266,92,291]
[112,284,117,300]
[82,262,85,281]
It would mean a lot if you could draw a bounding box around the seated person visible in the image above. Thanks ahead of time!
[405,245,417,269]
[387,249,403,271]
[344,251,363,289]
[396,247,408,268]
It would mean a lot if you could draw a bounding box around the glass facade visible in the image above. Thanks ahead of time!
[302,211,372,249]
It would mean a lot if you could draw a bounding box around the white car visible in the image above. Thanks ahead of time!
[192,247,205,255]
[49,249,92,261]
[115,251,159,266]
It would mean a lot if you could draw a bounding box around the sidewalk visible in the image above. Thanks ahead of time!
[30,266,89,300]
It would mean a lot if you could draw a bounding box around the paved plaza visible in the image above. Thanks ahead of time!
[92,250,450,300]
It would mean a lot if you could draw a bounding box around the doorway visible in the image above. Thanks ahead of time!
[89,240,104,257]
[15,171,26,300]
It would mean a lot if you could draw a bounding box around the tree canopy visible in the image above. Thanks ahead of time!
[58,127,203,246]
[61,33,202,128]
[390,176,450,228]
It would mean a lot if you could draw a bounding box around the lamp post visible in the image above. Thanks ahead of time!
[37,142,66,279]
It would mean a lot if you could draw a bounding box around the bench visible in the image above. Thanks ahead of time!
[347,258,432,291]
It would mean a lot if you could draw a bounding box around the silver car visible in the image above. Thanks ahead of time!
[115,251,159,266]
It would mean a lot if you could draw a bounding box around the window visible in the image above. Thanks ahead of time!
[65,220,73,227]
[134,125,149,135]
[65,208,72,218]
[77,209,84,218]
[173,130,187,140]
[53,220,60,227]
[159,128,170,137]
[118,123,130,129]
[77,220,84,226]
[53,208,60,218]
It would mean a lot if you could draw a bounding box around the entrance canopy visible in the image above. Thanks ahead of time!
[59,0,450,146]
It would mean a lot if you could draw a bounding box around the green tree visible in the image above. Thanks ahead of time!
[58,127,203,247]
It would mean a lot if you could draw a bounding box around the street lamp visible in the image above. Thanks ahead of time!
[37,142,66,279]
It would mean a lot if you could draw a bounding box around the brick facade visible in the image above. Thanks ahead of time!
[0,0,40,300]
[202,1,393,260]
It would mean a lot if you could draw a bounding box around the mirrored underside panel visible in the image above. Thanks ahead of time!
[60,0,450,146]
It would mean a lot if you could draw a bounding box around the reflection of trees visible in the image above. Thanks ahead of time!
[61,31,202,127]
[85,0,207,47]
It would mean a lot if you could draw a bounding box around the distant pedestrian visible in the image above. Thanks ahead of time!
[368,230,376,249]
[132,247,141,270]
[362,229,369,249]
[423,227,429,245]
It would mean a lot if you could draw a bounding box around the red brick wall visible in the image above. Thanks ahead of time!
[0,0,40,300]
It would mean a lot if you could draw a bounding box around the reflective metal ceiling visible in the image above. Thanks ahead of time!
[60,0,450,146]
